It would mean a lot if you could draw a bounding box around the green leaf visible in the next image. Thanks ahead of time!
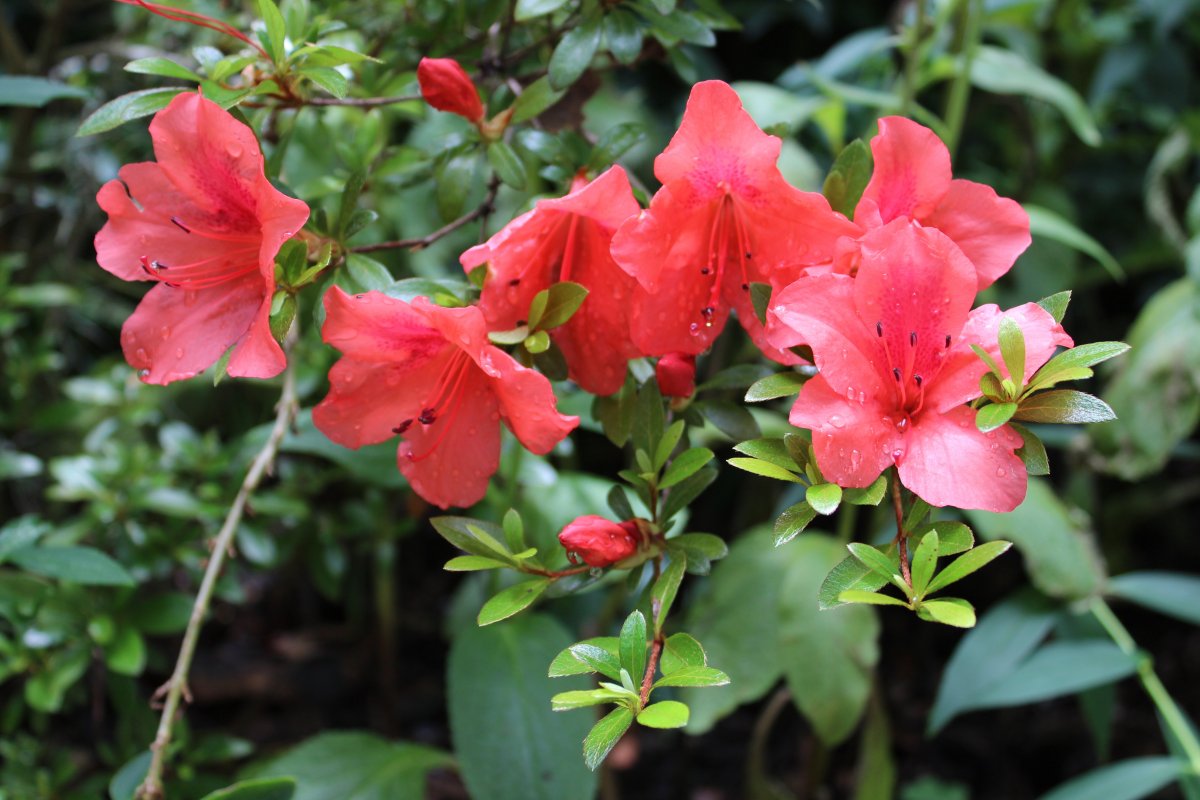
[618,611,648,684]
[780,535,881,745]
[127,592,193,634]
[917,598,977,627]
[524,330,551,353]
[997,317,1027,387]
[444,555,508,571]
[477,579,551,625]
[700,399,760,440]
[660,464,717,522]
[0,75,90,107]
[928,589,1061,733]
[602,10,643,65]
[584,707,634,770]
[660,447,713,489]
[969,46,1100,146]
[1026,205,1123,280]
[125,57,203,82]
[818,555,888,609]
[449,615,597,797]
[487,141,527,190]
[77,87,184,136]
[967,479,1105,600]
[774,501,818,546]
[925,541,1012,595]
[915,521,974,556]
[973,640,1137,708]
[846,543,902,585]
[1028,341,1131,392]
[515,0,570,20]
[732,438,798,471]
[844,475,888,506]
[567,643,624,681]
[301,66,348,98]
[744,371,806,402]
[837,590,909,607]
[430,517,515,563]
[529,281,588,330]
[551,688,630,711]
[109,752,152,800]
[1011,422,1051,476]
[749,282,772,326]
[728,457,803,483]
[1038,290,1072,324]
[9,545,135,586]
[252,732,451,800]
[104,626,147,676]
[0,515,48,563]
[806,483,843,515]
[200,778,296,800]
[587,122,648,170]
[652,665,730,689]
[1015,390,1116,424]
[1038,757,1181,800]
[549,16,602,90]
[910,530,938,597]
[660,632,707,674]
[511,76,567,123]
[256,0,287,63]
[548,637,619,677]
[651,553,686,632]
[1108,571,1200,627]
[823,138,872,218]
[637,700,690,729]
[696,364,773,392]
[654,421,685,471]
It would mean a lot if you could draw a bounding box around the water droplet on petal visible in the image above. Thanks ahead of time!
[137,368,151,380]
[995,467,1006,477]
[829,415,845,429]
[174,347,184,358]
[160,326,171,340]
[135,347,148,361]
[849,449,862,470]
[689,323,700,335]
[226,141,243,158]
[891,448,904,460]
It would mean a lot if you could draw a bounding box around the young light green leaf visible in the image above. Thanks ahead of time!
[651,553,686,632]
[444,555,508,571]
[1037,290,1072,324]
[997,318,1027,388]
[837,590,909,607]
[652,665,730,689]
[618,611,648,683]
[256,0,287,63]
[1010,422,1051,476]
[919,521,974,555]
[549,637,620,677]
[551,688,630,711]
[125,57,203,82]
[911,530,939,598]
[846,543,904,590]
[818,555,889,609]
[732,439,798,471]
[660,632,707,674]
[806,483,843,515]
[1028,341,1131,392]
[917,598,977,628]
[745,372,807,402]
[530,281,588,331]
[476,579,551,626]
[925,541,1013,595]
[77,87,184,136]
[636,700,690,729]
[728,457,803,483]
[843,474,887,506]
[976,402,1018,433]
[584,707,634,770]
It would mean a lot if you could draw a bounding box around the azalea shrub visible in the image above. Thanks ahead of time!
[4,1,1200,799]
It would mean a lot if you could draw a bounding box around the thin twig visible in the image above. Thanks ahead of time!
[295,93,422,107]
[135,329,300,800]
[639,636,663,707]
[349,176,500,254]
[890,469,912,586]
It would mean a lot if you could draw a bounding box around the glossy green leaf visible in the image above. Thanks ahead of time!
[660,447,714,489]
[584,707,634,770]
[548,637,619,677]
[823,138,872,217]
[977,402,1018,433]
[637,700,690,729]
[837,590,909,607]
[910,530,938,597]
[1015,390,1116,424]
[745,371,807,402]
[602,10,643,65]
[567,643,624,682]
[925,541,1012,595]
[728,457,803,483]
[477,579,551,625]
[818,555,888,609]
[515,0,570,20]
[653,665,729,689]
[618,610,648,684]
[487,140,527,189]
[844,475,888,506]
[650,554,686,632]
[124,57,203,82]
[660,632,706,674]
[77,87,184,136]
[256,0,287,63]
[548,16,602,90]
[774,501,818,547]
[916,597,977,628]
[806,483,843,515]
[529,281,588,330]
[732,438,798,471]
[511,76,567,123]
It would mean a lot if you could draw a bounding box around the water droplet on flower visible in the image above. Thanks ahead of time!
[849,449,862,470]
[175,348,184,358]
[135,348,148,361]
[892,448,904,460]
[137,368,151,380]
[160,326,171,340]
[183,291,198,307]
[829,415,845,428]
[895,417,909,432]
[226,141,243,158]
[689,323,700,335]
[995,467,1006,477]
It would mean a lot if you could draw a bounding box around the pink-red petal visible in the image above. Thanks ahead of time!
[855,116,952,225]
[924,180,1031,290]
[488,346,579,454]
[790,376,897,488]
[321,287,446,365]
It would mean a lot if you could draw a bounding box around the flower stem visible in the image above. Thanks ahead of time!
[942,0,983,156]
[349,176,500,254]
[135,330,299,800]
[900,0,928,117]
[1089,597,1200,773]
[890,470,912,586]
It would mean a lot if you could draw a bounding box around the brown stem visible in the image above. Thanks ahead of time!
[890,469,912,586]
[135,329,299,800]
[524,564,591,579]
[639,636,663,707]
[349,177,500,254]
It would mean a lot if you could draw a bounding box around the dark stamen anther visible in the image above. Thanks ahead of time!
[741,282,749,291]
[915,375,923,388]
[893,368,902,382]
[701,306,714,319]
[700,267,711,275]
[876,321,883,337]
[417,408,437,425]
[170,216,191,233]
[508,279,520,287]
[945,334,952,348]
[745,252,752,260]
[909,331,917,347]
[392,419,413,434]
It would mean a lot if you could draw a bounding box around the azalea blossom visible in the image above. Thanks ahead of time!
[655,353,696,398]
[767,219,1071,512]
[94,92,309,384]
[312,288,578,509]
[417,57,485,123]
[558,515,640,567]
[611,80,858,363]
[849,116,1030,290]
[460,166,642,395]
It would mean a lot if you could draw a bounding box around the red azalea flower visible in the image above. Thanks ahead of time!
[417,57,485,123]
[611,80,858,363]
[95,92,309,384]
[851,116,1030,290]
[656,353,696,398]
[558,515,640,567]
[767,219,1071,512]
[312,288,579,509]
[460,166,642,395]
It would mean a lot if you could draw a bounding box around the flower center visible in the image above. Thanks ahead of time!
[140,216,261,289]
[691,187,754,335]
[876,321,953,430]
[395,349,474,462]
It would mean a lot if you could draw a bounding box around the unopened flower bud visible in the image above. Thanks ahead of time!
[558,515,640,567]
[417,57,485,123]
[656,353,696,398]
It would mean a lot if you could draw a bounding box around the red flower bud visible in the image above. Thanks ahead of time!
[656,353,696,398]
[417,57,485,123]
[558,515,640,567]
